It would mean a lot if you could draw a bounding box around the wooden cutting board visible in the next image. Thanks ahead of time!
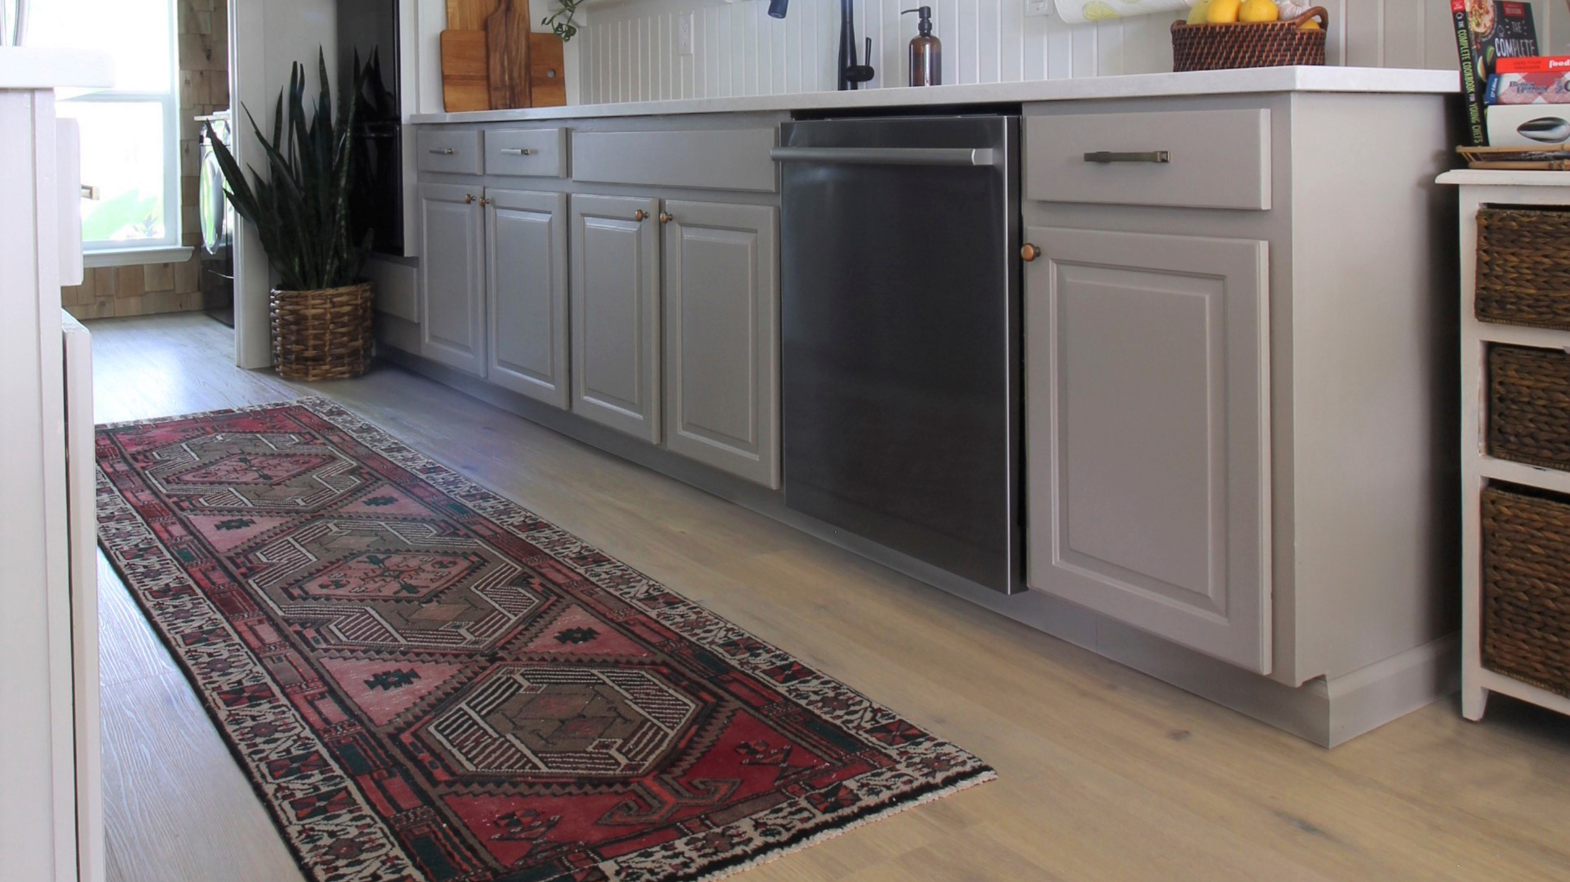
[447,0,500,31]
[440,30,490,113]
[444,1,568,111]
[529,33,567,108]
[486,0,531,109]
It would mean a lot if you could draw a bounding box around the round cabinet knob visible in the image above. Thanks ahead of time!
[479,197,491,207]
[660,212,675,225]
[464,193,476,205]
[1021,244,1041,262]
[634,210,649,222]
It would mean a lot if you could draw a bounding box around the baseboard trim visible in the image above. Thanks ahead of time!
[378,346,1458,749]
[1322,635,1460,747]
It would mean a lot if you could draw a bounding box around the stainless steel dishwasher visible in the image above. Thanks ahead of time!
[773,114,1023,594]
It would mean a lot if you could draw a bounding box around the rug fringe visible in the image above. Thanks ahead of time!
[687,770,998,882]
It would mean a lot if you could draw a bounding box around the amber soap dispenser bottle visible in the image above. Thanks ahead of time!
[903,6,941,86]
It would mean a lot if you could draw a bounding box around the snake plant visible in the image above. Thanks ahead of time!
[205,50,373,292]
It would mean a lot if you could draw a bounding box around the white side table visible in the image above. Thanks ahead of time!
[1440,169,1570,723]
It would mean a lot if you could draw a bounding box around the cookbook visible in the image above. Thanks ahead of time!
[1454,0,1541,145]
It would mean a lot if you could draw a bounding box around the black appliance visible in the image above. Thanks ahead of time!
[775,115,1023,594]
[338,0,405,255]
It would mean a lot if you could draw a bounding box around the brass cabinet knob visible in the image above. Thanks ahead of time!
[660,211,675,225]
[479,196,491,207]
[1021,244,1041,262]
[464,193,476,205]
[634,209,649,222]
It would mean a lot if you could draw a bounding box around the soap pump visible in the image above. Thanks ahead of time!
[903,6,941,87]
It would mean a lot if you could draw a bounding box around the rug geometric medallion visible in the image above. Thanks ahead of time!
[96,399,995,882]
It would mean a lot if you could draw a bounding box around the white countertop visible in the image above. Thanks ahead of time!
[411,65,1459,125]
[0,47,113,91]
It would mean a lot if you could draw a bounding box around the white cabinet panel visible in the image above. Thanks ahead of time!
[662,200,779,488]
[1025,226,1272,673]
[486,189,570,408]
[570,194,663,442]
[419,183,486,376]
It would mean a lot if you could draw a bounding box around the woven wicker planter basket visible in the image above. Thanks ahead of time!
[1170,8,1327,72]
[1481,485,1570,697]
[1489,345,1570,471]
[269,282,374,382]
[1476,208,1570,331]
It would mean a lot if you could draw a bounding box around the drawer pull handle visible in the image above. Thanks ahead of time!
[1084,151,1170,164]
[660,211,675,225]
[500,148,534,156]
[634,210,649,222]
[1021,244,1041,263]
[429,147,457,156]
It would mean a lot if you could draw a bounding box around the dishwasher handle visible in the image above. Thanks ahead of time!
[770,146,998,168]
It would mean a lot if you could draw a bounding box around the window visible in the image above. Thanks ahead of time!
[30,0,181,254]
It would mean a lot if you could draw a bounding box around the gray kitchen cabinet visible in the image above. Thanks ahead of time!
[1024,225,1272,673]
[662,201,780,489]
[418,182,486,376]
[569,193,663,443]
[486,188,570,408]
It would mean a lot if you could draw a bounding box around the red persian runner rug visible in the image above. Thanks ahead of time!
[96,399,994,882]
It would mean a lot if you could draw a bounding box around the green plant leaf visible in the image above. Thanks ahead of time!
[207,47,375,292]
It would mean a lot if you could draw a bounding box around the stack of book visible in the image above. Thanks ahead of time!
[1453,0,1570,166]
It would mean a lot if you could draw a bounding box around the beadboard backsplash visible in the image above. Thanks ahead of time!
[574,0,1566,104]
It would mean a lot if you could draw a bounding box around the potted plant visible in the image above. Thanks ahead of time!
[206,51,375,381]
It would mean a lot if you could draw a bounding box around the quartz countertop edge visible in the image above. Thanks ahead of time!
[410,65,1460,125]
[0,47,114,91]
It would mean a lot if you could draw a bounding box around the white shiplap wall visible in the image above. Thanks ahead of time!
[574,0,1568,104]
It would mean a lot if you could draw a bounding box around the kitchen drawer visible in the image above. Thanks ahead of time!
[1025,109,1271,211]
[416,127,483,176]
[485,127,567,178]
[572,128,777,192]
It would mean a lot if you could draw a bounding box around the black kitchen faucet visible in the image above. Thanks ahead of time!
[767,0,875,91]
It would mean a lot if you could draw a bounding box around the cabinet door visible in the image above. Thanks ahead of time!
[662,201,780,488]
[486,189,569,408]
[419,182,486,376]
[1024,226,1272,673]
[569,194,662,442]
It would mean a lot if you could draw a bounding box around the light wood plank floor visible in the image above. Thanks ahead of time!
[93,313,1570,882]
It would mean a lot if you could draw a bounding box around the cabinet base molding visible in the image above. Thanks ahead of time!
[380,345,1459,748]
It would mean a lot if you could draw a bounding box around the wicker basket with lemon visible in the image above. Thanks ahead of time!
[1171,2,1328,72]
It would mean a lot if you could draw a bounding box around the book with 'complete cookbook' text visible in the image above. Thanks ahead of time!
[1455,0,1541,144]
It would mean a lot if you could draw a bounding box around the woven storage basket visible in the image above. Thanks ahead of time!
[269,282,374,382]
[1489,345,1570,471]
[1170,8,1327,72]
[1481,485,1570,697]
[1476,208,1570,331]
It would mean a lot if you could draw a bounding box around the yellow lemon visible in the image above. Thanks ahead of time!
[1239,0,1279,21]
[1299,18,1321,29]
[1205,0,1241,23]
[1186,0,1212,24]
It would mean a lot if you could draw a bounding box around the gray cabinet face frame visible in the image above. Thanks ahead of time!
[568,193,664,443]
[419,182,487,376]
[485,188,571,408]
[662,200,781,489]
[1025,225,1273,674]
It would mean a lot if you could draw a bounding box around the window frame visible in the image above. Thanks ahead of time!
[58,0,183,256]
